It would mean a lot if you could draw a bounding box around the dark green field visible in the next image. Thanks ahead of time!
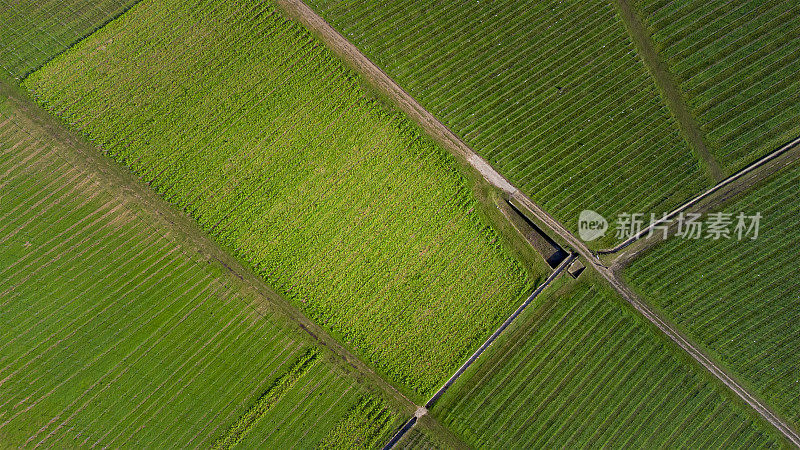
[0,0,138,78]
[626,162,800,429]
[633,0,800,173]
[432,278,782,448]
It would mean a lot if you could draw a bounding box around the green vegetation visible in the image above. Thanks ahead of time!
[317,395,396,449]
[213,349,320,449]
[305,0,711,248]
[0,0,138,79]
[23,0,537,398]
[432,278,782,448]
[395,424,444,450]
[625,162,800,428]
[0,93,397,447]
[633,0,800,173]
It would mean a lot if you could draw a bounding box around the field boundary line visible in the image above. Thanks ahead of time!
[272,0,519,199]
[613,0,723,182]
[0,77,423,428]
[273,2,800,444]
[382,254,577,449]
[598,133,800,256]
[12,0,145,82]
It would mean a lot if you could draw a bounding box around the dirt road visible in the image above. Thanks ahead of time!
[274,1,800,445]
[600,134,800,257]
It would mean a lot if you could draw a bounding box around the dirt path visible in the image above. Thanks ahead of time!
[272,2,800,445]
[384,254,577,449]
[601,134,800,262]
[273,0,519,199]
[614,0,724,182]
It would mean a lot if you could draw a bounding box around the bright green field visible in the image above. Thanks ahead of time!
[432,279,782,448]
[0,94,398,447]
[23,0,537,398]
[305,0,712,249]
[633,0,800,173]
[626,162,800,429]
[0,0,138,79]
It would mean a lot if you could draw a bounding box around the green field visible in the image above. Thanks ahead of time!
[625,162,800,429]
[0,93,399,447]
[23,0,538,398]
[432,278,781,448]
[305,0,712,248]
[0,0,138,79]
[633,0,800,173]
[395,424,443,450]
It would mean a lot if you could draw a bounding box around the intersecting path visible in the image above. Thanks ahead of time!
[382,254,578,449]
[275,0,800,446]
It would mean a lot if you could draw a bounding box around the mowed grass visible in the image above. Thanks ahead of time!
[432,279,782,448]
[634,0,800,173]
[0,99,398,447]
[0,0,138,79]
[305,0,711,249]
[625,162,800,429]
[23,0,536,397]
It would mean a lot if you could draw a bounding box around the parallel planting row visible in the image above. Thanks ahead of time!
[0,96,397,447]
[306,0,711,248]
[432,279,782,448]
[634,0,800,173]
[23,0,537,397]
[626,162,800,429]
[0,0,138,78]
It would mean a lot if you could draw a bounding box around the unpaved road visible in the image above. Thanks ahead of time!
[274,1,800,445]
[600,134,800,257]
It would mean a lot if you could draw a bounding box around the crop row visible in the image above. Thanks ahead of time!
[305,0,712,249]
[23,0,538,397]
[0,103,393,447]
[634,0,800,173]
[212,349,320,449]
[625,162,800,429]
[317,395,397,449]
[232,359,381,448]
[396,426,441,450]
[431,281,782,448]
[0,0,137,78]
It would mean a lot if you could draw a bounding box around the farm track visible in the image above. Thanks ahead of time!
[603,133,800,265]
[272,1,800,445]
[614,0,724,182]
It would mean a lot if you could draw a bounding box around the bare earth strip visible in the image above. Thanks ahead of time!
[613,0,724,182]
[271,1,800,445]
